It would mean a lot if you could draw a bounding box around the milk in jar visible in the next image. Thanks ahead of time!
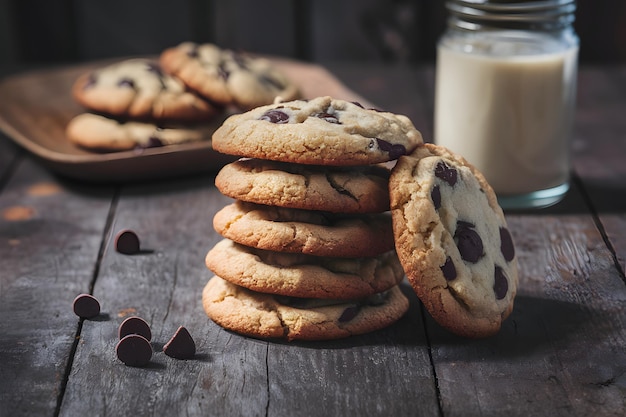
[434,0,579,209]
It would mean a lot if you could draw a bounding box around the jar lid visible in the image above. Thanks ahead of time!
[446,0,576,30]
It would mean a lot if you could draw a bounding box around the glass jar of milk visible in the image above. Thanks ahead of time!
[434,0,579,209]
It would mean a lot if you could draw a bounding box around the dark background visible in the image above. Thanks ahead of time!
[1,0,625,65]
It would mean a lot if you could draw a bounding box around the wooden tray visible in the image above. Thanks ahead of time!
[0,58,369,183]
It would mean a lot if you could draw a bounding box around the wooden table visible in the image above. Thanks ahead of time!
[0,63,624,417]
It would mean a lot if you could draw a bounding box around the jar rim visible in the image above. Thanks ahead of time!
[446,0,576,30]
[450,0,575,13]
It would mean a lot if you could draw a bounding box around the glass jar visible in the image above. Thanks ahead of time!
[434,0,579,209]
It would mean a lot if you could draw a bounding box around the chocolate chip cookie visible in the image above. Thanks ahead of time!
[72,58,219,122]
[389,144,518,338]
[160,42,299,110]
[202,275,409,341]
[205,239,404,299]
[213,201,394,257]
[215,159,390,213]
[66,113,212,151]
[212,96,423,166]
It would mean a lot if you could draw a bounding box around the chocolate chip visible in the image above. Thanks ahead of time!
[441,257,457,280]
[218,63,229,80]
[115,229,140,255]
[454,221,484,263]
[260,109,289,124]
[186,46,199,58]
[435,161,457,186]
[117,78,135,89]
[500,227,515,262]
[259,74,285,90]
[72,294,101,319]
[145,62,164,77]
[163,326,196,359]
[338,305,361,322]
[84,74,97,89]
[145,136,164,148]
[494,266,509,300]
[118,316,152,341]
[314,112,340,124]
[431,185,441,210]
[232,53,249,70]
[375,138,407,159]
[116,334,152,367]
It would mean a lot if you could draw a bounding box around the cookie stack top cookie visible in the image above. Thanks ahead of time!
[212,96,423,165]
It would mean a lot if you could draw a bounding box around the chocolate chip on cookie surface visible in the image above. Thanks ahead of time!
[389,144,518,338]
[212,96,423,166]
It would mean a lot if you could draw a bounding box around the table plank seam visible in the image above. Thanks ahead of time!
[54,187,121,417]
[420,303,445,417]
[572,173,626,286]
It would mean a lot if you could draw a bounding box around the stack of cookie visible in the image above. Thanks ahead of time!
[202,96,423,341]
[66,42,299,152]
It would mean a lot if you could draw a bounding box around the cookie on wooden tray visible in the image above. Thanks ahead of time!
[213,201,394,257]
[66,113,212,152]
[205,239,404,299]
[202,275,409,341]
[215,159,390,213]
[389,143,518,338]
[72,58,220,122]
[212,96,423,166]
[159,42,300,110]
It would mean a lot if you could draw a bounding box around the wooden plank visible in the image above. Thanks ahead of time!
[572,66,626,274]
[0,156,115,416]
[58,175,272,415]
[59,174,440,416]
[266,291,440,417]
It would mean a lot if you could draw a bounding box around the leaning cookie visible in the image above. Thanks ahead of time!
[202,276,409,341]
[66,113,212,152]
[205,239,404,299]
[212,96,423,166]
[213,201,394,257]
[215,159,390,213]
[72,58,220,122]
[389,143,518,338]
[160,42,299,110]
